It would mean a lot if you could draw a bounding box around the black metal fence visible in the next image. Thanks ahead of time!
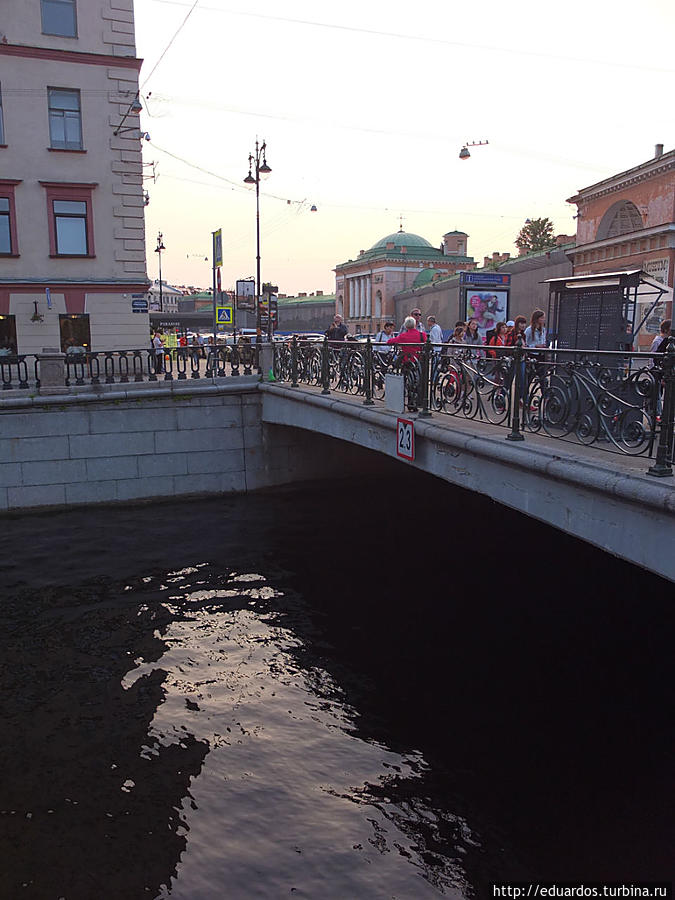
[273,336,675,475]
[0,345,260,392]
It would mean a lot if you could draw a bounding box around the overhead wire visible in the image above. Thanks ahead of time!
[151,0,675,74]
[141,0,200,88]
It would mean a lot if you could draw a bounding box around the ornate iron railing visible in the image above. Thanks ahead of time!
[0,345,260,391]
[272,336,675,472]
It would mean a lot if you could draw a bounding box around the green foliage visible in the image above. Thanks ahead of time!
[515,217,557,254]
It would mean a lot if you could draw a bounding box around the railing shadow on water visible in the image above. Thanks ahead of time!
[273,337,675,471]
[0,345,262,392]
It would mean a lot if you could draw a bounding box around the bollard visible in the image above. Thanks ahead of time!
[321,337,331,394]
[291,335,299,388]
[363,337,375,405]
[506,338,525,441]
[418,335,432,417]
[648,334,675,476]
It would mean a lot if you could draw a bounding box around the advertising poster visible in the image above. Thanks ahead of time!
[465,290,508,339]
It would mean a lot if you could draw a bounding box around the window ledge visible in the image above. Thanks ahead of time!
[48,147,86,154]
[0,145,7,149]
[0,252,19,258]
[49,253,95,259]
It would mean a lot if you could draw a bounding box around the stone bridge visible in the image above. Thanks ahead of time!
[0,375,673,582]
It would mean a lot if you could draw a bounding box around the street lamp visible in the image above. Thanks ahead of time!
[155,232,165,311]
[459,139,489,160]
[244,140,271,339]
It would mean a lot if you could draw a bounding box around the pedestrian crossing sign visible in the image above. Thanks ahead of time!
[216,305,233,325]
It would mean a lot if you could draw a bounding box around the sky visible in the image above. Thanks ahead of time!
[134,0,675,296]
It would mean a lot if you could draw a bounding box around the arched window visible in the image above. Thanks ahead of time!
[596,201,644,240]
[375,290,382,318]
[337,295,344,317]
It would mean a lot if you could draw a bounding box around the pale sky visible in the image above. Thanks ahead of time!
[134,0,675,295]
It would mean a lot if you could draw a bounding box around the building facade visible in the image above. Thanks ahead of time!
[567,145,674,347]
[334,229,477,333]
[0,0,149,354]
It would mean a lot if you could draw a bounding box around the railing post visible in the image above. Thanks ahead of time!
[648,337,675,476]
[363,337,375,405]
[506,338,525,441]
[321,336,331,394]
[418,334,432,417]
[291,335,299,388]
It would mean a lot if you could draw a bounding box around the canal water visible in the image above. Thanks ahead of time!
[1,473,673,899]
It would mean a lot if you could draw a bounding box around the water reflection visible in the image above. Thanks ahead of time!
[1,480,673,898]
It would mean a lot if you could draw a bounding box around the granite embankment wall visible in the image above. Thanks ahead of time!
[0,379,397,512]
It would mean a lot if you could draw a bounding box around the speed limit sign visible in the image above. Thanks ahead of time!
[396,417,415,461]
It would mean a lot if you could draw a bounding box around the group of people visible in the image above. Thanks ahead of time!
[326,308,549,356]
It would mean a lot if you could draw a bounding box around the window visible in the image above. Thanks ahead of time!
[0,180,20,256]
[48,88,82,150]
[54,200,87,254]
[41,0,77,37]
[0,199,11,253]
[41,182,96,257]
[0,84,4,144]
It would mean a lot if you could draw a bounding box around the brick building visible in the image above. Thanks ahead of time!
[567,145,674,346]
[334,228,477,333]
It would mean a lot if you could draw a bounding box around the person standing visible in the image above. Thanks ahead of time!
[387,316,424,361]
[401,308,426,337]
[427,316,443,349]
[326,314,348,343]
[505,316,527,346]
[524,310,547,348]
[487,321,508,358]
[374,321,395,354]
[463,317,484,357]
[152,331,164,374]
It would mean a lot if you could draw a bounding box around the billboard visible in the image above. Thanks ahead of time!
[236,279,256,311]
[465,290,508,339]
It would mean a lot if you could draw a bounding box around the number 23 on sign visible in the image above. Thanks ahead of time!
[396,418,415,461]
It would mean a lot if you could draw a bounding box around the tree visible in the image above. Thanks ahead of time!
[515,217,557,254]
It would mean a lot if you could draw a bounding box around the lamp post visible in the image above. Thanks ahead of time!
[244,140,271,340]
[155,232,165,311]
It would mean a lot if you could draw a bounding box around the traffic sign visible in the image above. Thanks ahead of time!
[213,229,223,268]
[216,305,233,325]
[396,418,415,461]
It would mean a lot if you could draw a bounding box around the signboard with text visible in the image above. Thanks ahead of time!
[396,418,415,461]
[213,229,223,268]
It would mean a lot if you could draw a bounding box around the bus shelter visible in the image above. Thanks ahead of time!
[544,270,671,351]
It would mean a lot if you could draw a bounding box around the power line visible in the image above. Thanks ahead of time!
[151,0,675,74]
[141,0,200,88]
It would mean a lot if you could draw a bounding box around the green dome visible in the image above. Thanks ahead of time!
[369,231,433,252]
[412,268,440,288]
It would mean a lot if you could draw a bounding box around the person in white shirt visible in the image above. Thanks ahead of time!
[374,321,395,355]
[427,316,444,350]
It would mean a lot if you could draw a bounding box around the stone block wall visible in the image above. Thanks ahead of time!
[0,382,398,512]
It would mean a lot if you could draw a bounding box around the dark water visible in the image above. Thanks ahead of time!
[1,473,673,899]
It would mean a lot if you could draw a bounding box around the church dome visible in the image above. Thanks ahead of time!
[368,231,434,252]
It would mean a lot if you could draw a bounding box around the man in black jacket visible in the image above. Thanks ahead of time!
[326,314,348,342]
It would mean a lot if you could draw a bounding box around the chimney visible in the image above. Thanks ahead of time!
[655,143,664,159]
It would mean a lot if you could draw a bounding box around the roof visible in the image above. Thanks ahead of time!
[443,230,468,237]
[336,230,448,268]
[277,294,335,306]
[412,268,440,288]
